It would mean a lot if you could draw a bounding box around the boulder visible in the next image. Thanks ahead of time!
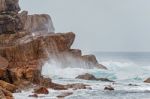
[34,87,49,94]
[0,80,17,92]
[76,73,96,80]
[76,73,113,82]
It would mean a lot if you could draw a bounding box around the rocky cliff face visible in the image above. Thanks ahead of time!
[0,0,106,98]
[19,11,55,33]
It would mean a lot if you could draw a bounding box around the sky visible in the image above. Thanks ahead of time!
[20,0,150,52]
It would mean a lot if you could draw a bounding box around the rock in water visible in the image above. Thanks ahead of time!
[76,73,114,82]
[104,85,114,91]
[34,87,49,94]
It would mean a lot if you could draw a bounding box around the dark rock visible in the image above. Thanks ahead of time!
[128,83,139,86]
[104,85,114,91]
[28,94,38,98]
[76,73,114,82]
[0,0,20,13]
[76,73,97,80]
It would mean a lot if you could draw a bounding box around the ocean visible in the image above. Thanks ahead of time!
[14,52,150,99]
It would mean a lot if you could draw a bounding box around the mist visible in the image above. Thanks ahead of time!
[20,0,150,52]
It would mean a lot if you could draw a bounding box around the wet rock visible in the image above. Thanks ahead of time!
[104,85,114,91]
[65,83,88,90]
[144,78,150,83]
[57,92,73,98]
[76,73,113,82]
[28,94,38,98]
[34,87,49,94]
[76,73,96,80]
[0,80,17,92]
[128,83,139,86]
[49,82,67,90]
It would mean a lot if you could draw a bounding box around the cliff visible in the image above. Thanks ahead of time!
[0,0,106,98]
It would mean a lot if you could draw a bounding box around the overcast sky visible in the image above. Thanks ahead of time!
[20,0,150,52]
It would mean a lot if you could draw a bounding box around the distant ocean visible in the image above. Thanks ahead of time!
[95,52,150,66]
[14,52,150,99]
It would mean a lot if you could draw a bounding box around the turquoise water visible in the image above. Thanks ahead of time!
[14,52,150,99]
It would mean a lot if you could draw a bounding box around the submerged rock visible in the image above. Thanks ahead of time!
[76,73,114,82]
[57,92,73,98]
[28,94,38,98]
[104,85,114,91]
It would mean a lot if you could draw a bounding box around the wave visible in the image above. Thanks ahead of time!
[42,59,150,83]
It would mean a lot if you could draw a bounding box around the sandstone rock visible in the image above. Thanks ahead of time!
[69,49,82,57]
[0,80,17,92]
[76,73,113,82]
[0,0,20,13]
[0,32,75,66]
[96,64,107,69]
[82,55,98,65]
[0,56,8,68]
[34,87,49,94]
[0,89,5,99]
[0,13,23,34]
[144,78,150,83]
[81,55,107,69]
[0,87,13,98]
[19,11,55,34]
[57,92,73,98]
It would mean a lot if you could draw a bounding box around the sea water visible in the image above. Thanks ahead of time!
[14,52,150,99]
